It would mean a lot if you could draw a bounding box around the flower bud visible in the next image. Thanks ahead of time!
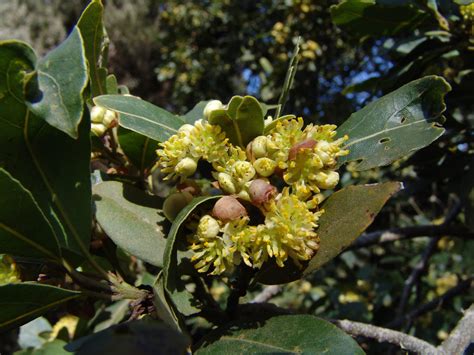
[288,138,317,161]
[212,196,247,223]
[91,106,106,123]
[203,100,224,120]
[175,157,198,177]
[197,215,221,239]
[232,161,256,184]
[249,179,277,205]
[314,170,339,189]
[217,172,236,194]
[178,124,195,135]
[103,109,118,128]
[253,157,277,177]
[248,136,269,160]
[163,191,193,221]
[91,123,107,136]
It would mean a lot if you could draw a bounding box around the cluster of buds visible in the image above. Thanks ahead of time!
[0,255,20,285]
[90,106,119,136]
[156,100,349,275]
[460,3,474,36]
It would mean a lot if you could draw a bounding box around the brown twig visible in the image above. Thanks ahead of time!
[439,303,474,355]
[332,319,439,354]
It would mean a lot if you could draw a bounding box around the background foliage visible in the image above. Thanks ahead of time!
[0,0,473,354]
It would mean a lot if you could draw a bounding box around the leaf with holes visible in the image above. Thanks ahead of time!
[94,95,184,142]
[195,314,364,354]
[337,76,450,171]
[208,96,264,147]
[0,283,81,332]
[0,169,60,261]
[0,40,91,257]
[26,28,88,138]
[93,181,166,267]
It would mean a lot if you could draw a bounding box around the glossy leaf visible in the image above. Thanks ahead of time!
[0,40,92,257]
[0,169,60,260]
[93,181,166,267]
[0,283,80,332]
[94,95,183,142]
[195,314,364,354]
[118,127,158,172]
[304,182,402,275]
[337,76,450,171]
[26,28,88,139]
[65,320,190,355]
[208,95,264,147]
[331,0,428,37]
[77,0,107,97]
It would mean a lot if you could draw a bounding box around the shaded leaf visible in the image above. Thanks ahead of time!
[77,0,107,98]
[65,320,190,355]
[0,40,92,257]
[337,76,450,171]
[26,28,88,139]
[304,182,402,275]
[0,283,80,332]
[93,299,130,333]
[152,272,182,331]
[0,169,60,260]
[195,314,364,354]
[163,196,221,299]
[15,340,68,355]
[118,127,158,172]
[331,0,428,37]
[94,95,183,142]
[180,101,209,124]
[208,96,264,147]
[93,181,166,267]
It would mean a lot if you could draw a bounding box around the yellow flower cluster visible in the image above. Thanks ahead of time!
[157,112,348,275]
[188,189,323,275]
[0,255,20,285]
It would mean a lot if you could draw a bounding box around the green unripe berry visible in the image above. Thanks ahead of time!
[163,191,193,221]
[175,157,198,177]
[91,106,106,123]
[217,172,236,194]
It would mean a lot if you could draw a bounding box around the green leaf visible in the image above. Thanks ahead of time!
[117,127,158,172]
[195,314,364,354]
[337,76,450,171]
[0,169,60,260]
[93,181,166,267]
[152,272,182,331]
[304,182,401,276]
[65,320,190,355]
[208,96,264,147]
[26,28,88,139]
[163,196,221,302]
[180,101,209,124]
[257,182,401,284]
[94,95,184,142]
[263,114,296,134]
[0,283,80,332]
[0,40,92,257]
[15,340,69,355]
[77,0,107,98]
[331,0,428,37]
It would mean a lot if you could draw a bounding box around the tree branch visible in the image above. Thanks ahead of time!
[332,319,439,354]
[250,285,282,303]
[396,236,440,319]
[351,224,473,249]
[387,278,473,328]
[439,303,474,355]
